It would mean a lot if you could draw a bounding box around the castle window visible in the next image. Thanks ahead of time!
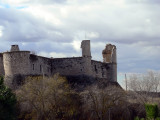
[33,64,34,70]
[95,65,98,74]
[102,72,104,77]
[94,65,97,71]
[40,65,42,72]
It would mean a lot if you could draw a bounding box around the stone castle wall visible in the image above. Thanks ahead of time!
[29,54,52,76]
[0,40,117,88]
[0,53,4,76]
[91,60,107,78]
[51,57,87,76]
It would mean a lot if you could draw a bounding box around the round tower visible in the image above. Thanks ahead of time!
[102,44,117,82]
[81,40,92,76]
[3,45,30,88]
[81,40,91,57]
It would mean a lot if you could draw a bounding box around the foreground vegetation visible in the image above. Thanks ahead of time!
[1,71,160,120]
[0,76,17,120]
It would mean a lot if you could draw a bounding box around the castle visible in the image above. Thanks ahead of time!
[0,40,117,88]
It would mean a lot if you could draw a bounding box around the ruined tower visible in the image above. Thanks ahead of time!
[102,44,117,81]
[81,40,91,57]
[81,40,92,76]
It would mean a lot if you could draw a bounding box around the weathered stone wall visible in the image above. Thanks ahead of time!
[29,54,52,76]
[109,63,117,82]
[51,57,89,76]
[91,60,107,78]
[0,53,4,76]
[91,60,117,81]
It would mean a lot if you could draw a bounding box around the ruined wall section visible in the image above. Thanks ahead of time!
[91,60,117,81]
[0,53,4,76]
[91,60,107,78]
[51,57,89,76]
[29,54,52,76]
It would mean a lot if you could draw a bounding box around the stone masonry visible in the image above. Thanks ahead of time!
[0,40,117,88]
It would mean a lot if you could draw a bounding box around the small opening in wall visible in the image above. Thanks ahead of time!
[94,65,97,71]
[101,67,104,77]
[95,65,98,74]
[40,65,42,72]
[102,72,104,77]
[33,64,34,70]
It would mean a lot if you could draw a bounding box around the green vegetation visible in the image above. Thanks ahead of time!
[145,104,159,119]
[0,76,17,120]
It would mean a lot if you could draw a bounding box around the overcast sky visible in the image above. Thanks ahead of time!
[0,0,160,84]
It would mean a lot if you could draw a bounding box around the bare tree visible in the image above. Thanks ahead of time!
[127,70,160,104]
[81,85,126,120]
[16,73,82,120]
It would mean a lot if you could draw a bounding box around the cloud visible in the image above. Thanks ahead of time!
[126,0,160,4]
[0,0,160,74]
[0,0,67,6]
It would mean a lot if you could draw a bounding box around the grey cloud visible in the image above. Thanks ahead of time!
[0,8,73,43]
[126,0,160,4]
[0,0,160,74]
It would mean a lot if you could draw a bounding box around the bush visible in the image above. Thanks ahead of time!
[156,117,160,120]
[134,116,140,120]
[0,76,17,120]
[145,104,159,119]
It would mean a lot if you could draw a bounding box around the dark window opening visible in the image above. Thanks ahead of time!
[33,64,34,70]
[101,67,104,77]
[94,65,97,71]
[95,65,98,74]
[40,65,42,72]
[102,72,104,77]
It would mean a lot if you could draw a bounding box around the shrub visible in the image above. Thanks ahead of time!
[134,116,140,120]
[145,104,159,119]
[156,117,160,120]
[0,76,17,120]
